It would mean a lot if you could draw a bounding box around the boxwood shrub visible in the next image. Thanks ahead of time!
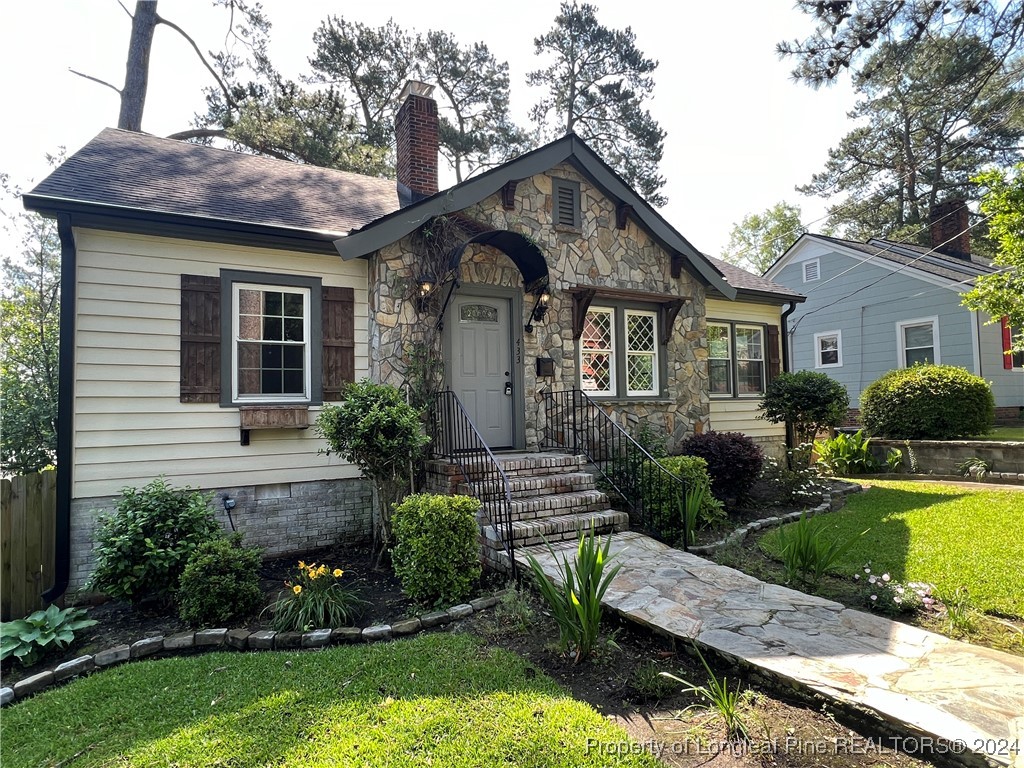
[178,534,264,627]
[679,431,764,503]
[643,456,724,546]
[391,493,482,606]
[861,364,994,439]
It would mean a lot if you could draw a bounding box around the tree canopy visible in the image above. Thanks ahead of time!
[722,202,807,274]
[778,0,1024,88]
[528,1,667,206]
[799,35,1023,242]
[961,163,1024,345]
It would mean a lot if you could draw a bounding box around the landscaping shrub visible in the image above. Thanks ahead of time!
[775,514,867,587]
[679,431,764,502]
[749,454,827,508]
[267,560,366,631]
[177,534,263,627]
[317,380,430,562]
[643,456,724,546]
[861,364,995,439]
[814,429,879,475]
[525,526,621,664]
[759,370,849,447]
[391,493,482,606]
[1,605,97,667]
[88,477,221,605]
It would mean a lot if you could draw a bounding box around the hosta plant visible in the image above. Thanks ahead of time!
[1,605,98,667]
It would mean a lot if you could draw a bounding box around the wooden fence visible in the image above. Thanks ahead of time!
[1,470,57,621]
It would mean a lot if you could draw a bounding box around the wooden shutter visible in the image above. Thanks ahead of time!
[180,275,221,403]
[322,286,355,401]
[1001,316,1014,370]
[766,325,781,382]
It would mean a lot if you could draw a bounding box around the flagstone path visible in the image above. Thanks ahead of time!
[519,531,1024,768]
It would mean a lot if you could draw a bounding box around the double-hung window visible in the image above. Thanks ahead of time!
[708,321,767,397]
[233,283,311,402]
[579,306,662,397]
[815,331,842,368]
[897,317,939,367]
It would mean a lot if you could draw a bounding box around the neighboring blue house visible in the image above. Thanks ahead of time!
[764,201,1023,424]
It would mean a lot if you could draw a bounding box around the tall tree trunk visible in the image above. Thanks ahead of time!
[119,0,159,131]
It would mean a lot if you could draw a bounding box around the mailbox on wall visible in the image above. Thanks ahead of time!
[536,357,555,377]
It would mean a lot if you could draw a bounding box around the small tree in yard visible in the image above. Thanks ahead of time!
[759,371,849,451]
[316,380,429,565]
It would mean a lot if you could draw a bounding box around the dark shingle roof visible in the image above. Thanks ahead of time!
[26,128,399,236]
[813,234,998,285]
[704,255,804,301]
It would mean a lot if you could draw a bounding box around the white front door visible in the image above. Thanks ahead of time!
[449,294,514,448]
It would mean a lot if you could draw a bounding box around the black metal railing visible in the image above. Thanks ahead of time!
[541,388,690,549]
[428,390,516,574]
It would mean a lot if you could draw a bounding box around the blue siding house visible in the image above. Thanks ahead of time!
[765,202,1023,424]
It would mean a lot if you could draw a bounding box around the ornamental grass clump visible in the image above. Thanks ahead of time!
[776,513,867,587]
[525,526,622,665]
[266,561,366,631]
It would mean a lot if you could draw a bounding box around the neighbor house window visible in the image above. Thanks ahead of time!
[897,317,939,367]
[708,321,767,397]
[1002,318,1024,369]
[803,259,820,282]
[579,306,663,397]
[815,331,842,368]
[233,283,312,401]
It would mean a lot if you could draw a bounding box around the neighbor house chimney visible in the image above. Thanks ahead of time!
[929,199,971,260]
[395,80,438,207]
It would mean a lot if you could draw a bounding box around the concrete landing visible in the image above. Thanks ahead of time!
[519,531,1024,768]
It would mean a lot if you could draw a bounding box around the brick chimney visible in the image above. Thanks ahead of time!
[929,199,971,260]
[395,80,438,207]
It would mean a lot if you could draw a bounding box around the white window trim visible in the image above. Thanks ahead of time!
[896,316,940,368]
[579,306,616,396]
[708,321,732,397]
[734,323,766,397]
[803,258,820,283]
[625,309,659,396]
[232,282,312,403]
[814,330,843,368]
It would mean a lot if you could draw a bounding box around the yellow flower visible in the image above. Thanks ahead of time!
[298,560,306,569]
[333,568,343,578]
[292,584,302,595]
[318,565,328,577]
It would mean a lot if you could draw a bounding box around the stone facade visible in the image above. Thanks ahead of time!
[67,478,373,593]
[367,162,708,453]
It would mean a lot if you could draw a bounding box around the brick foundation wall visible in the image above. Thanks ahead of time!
[68,477,373,594]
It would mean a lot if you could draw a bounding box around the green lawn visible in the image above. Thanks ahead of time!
[1,634,658,768]
[971,425,1024,441]
[761,480,1024,617]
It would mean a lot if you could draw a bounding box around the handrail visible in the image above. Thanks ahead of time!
[428,390,516,575]
[541,388,690,549]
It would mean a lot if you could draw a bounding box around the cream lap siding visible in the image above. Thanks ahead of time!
[705,298,785,440]
[72,229,368,499]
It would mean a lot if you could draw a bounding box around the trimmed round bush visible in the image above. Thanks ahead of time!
[178,534,264,627]
[391,493,482,606]
[861,365,995,439]
[759,370,850,444]
[643,455,725,546]
[679,431,764,503]
[88,477,222,605]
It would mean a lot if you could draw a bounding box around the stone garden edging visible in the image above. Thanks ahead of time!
[687,480,863,557]
[0,593,505,706]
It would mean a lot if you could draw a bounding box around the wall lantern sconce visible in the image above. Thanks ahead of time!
[525,287,551,334]
[416,276,435,314]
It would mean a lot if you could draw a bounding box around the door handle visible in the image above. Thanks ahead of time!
[504,382,513,396]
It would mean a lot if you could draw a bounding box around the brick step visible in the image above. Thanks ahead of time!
[456,472,597,500]
[482,509,629,550]
[484,490,608,522]
[492,453,585,477]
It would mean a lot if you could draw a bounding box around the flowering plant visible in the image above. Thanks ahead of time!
[854,563,939,617]
[266,560,366,631]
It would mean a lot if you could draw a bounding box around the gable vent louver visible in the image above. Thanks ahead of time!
[553,178,579,227]
[803,260,820,282]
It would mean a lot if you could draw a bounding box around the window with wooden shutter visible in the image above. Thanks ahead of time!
[767,325,782,380]
[322,286,355,401]
[552,178,580,228]
[180,274,221,403]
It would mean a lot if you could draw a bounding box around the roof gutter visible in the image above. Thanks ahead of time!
[43,214,75,603]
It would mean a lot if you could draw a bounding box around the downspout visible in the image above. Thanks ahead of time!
[780,300,798,449]
[42,214,75,603]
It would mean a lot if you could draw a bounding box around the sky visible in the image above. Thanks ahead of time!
[0,0,859,261]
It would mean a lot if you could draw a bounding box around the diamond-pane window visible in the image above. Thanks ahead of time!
[626,311,657,395]
[580,308,615,394]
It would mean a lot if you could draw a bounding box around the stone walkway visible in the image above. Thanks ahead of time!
[519,532,1024,768]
